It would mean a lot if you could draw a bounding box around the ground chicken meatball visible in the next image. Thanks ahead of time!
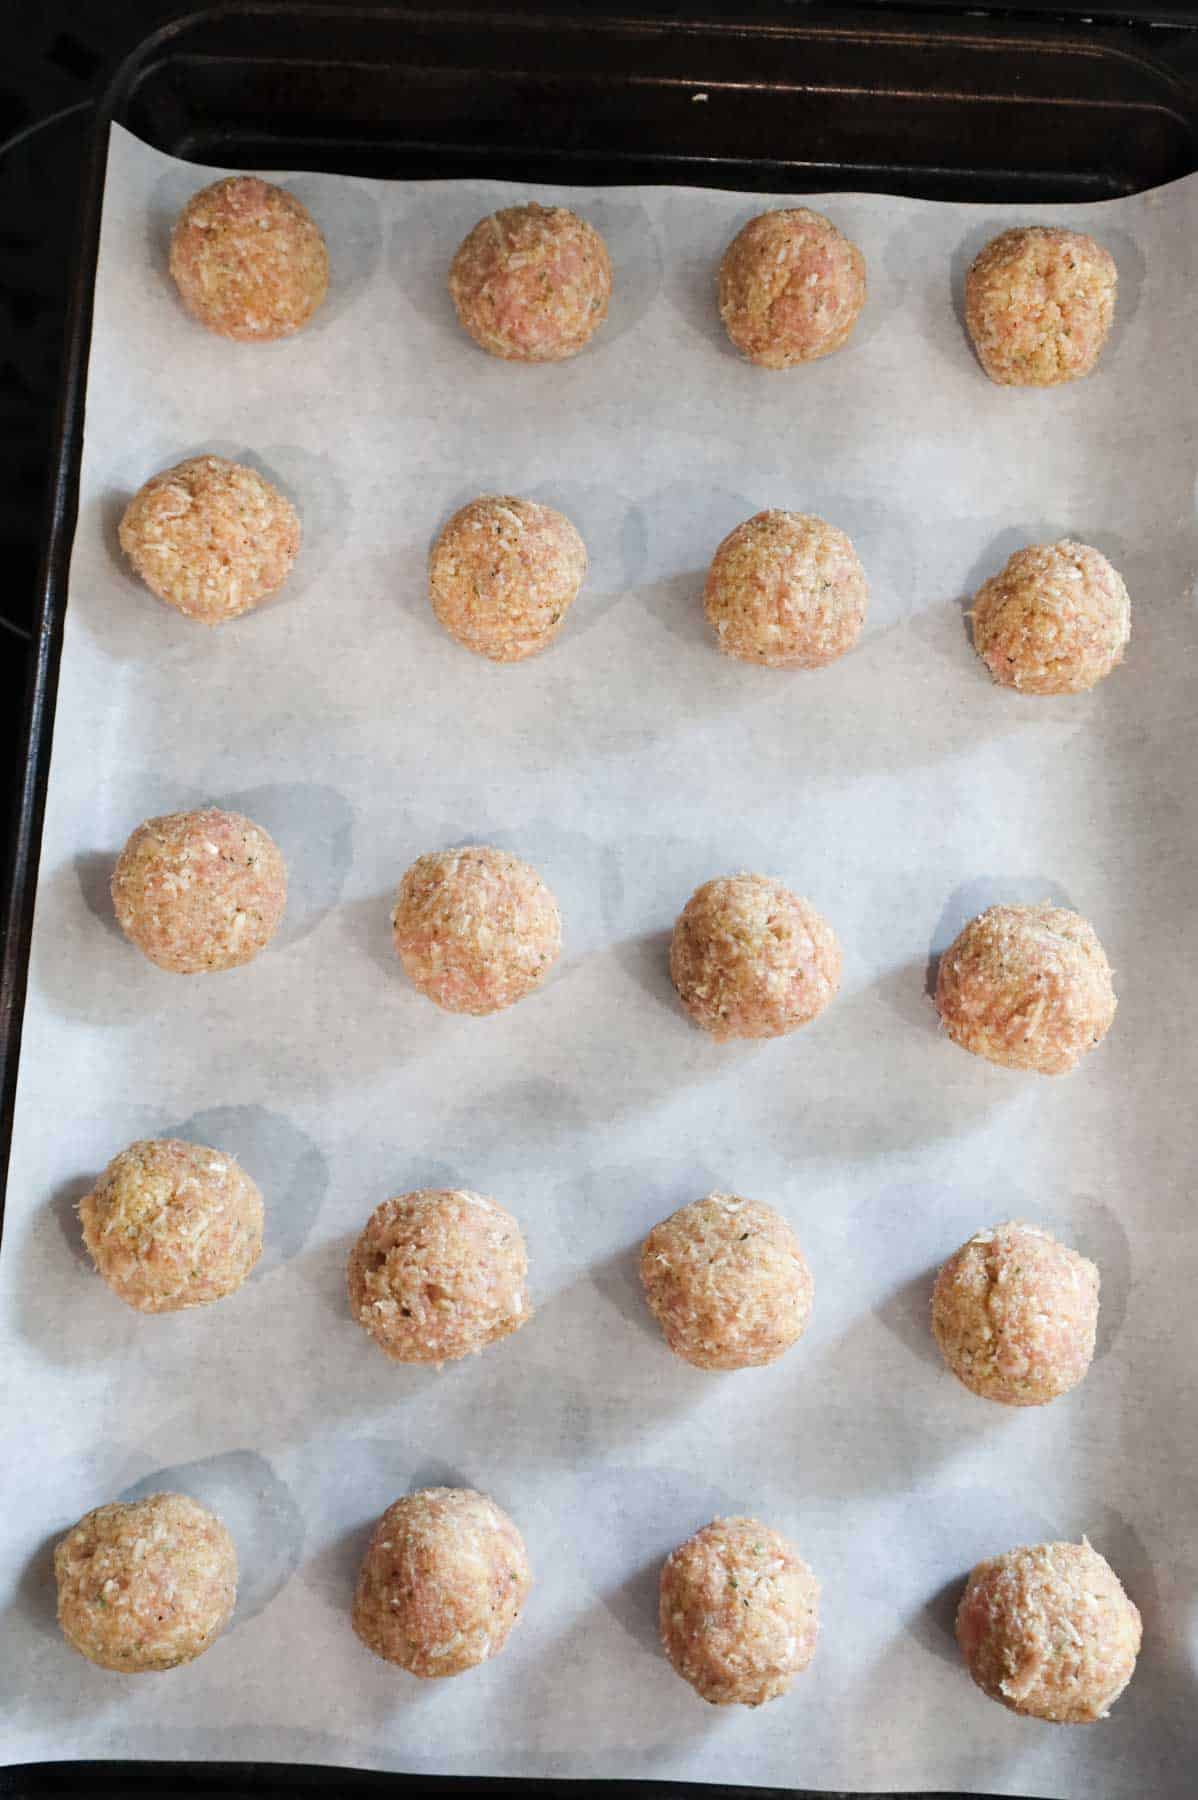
[169,175,328,341]
[347,1189,530,1366]
[391,845,561,1015]
[428,495,587,662]
[448,202,612,362]
[957,1539,1140,1723]
[118,455,301,625]
[964,226,1116,387]
[670,874,841,1042]
[935,903,1115,1076]
[353,1487,532,1676]
[660,1517,819,1706]
[932,1221,1098,1406]
[111,808,287,975]
[704,510,868,668]
[640,1194,814,1371]
[55,1493,237,1673]
[718,208,866,368]
[79,1137,263,1314]
[971,540,1129,695]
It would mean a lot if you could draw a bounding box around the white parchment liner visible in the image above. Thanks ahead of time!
[2,125,1196,1798]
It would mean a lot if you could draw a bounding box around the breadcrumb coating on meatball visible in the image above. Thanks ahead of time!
[428,495,587,662]
[347,1189,530,1366]
[957,1539,1140,1722]
[935,902,1115,1075]
[55,1493,237,1673]
[718,208,866,368]
[641,1194,814,1371]
[80,1137,263,1314]
[118,455,300,625]
[670,874,841,1042]
[965,226,1115,387]
[111,808,287,975]
[169,175,328,341]
[448,202,612,362]
[353,1486,532,1676]
[971,539,1129,695]
[932,1221,1099,1406]
[660,1516,820,1706]
[391,845,561,1015]
[704,510,867,668]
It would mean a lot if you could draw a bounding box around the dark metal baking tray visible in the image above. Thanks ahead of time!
[5,3,1198,1796]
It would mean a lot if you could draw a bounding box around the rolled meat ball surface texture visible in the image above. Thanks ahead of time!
[118,455,300,625]
[111,808,287,975]
[718,208,866,368]
[935,902,1115,1075]
[428,495,586,662]
[55,1493,237,1673]
[80,1137,263,1313]
[169,175,328,341]
[448,202,612,362]
[971,539,1129,695]
[347,1188,531,1365]
[704,509,867,668]
[964,226,1115,387]
[640,1194,814,1370]
[352,1486,532,1676]
[670,873,841,1041]
[956,1539,1140,1722]
[391,845,561,1015]
[660,1516,820,1706]
[931,1220,1099,1405]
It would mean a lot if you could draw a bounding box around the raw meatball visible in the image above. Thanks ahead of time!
[391,845,561,1015]
[718,208,866,368]
[935,902,1115,1075]
[704,510,868,668]
[118,455,301,625]
[660,1516,819,1706]
[957,1539,1140,1722]
[347,1189,530,1365]
[80,1137,263,1314]
[640,1194,814,1371]
[448,202,612,362]
[965,226,1116,387]
[971,540,1129,695]
[169,175,328,341]
[428,495,587,662]
[112,808,287,975]
[55,1493,237,1673]
[932,1221,1099,1406]
[670,874,841,1042]
[353,1486,532,1676]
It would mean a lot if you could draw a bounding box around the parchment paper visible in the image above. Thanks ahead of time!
[2,123,1197,1797]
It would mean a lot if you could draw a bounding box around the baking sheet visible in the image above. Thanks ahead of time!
[2,121,1197,1796]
